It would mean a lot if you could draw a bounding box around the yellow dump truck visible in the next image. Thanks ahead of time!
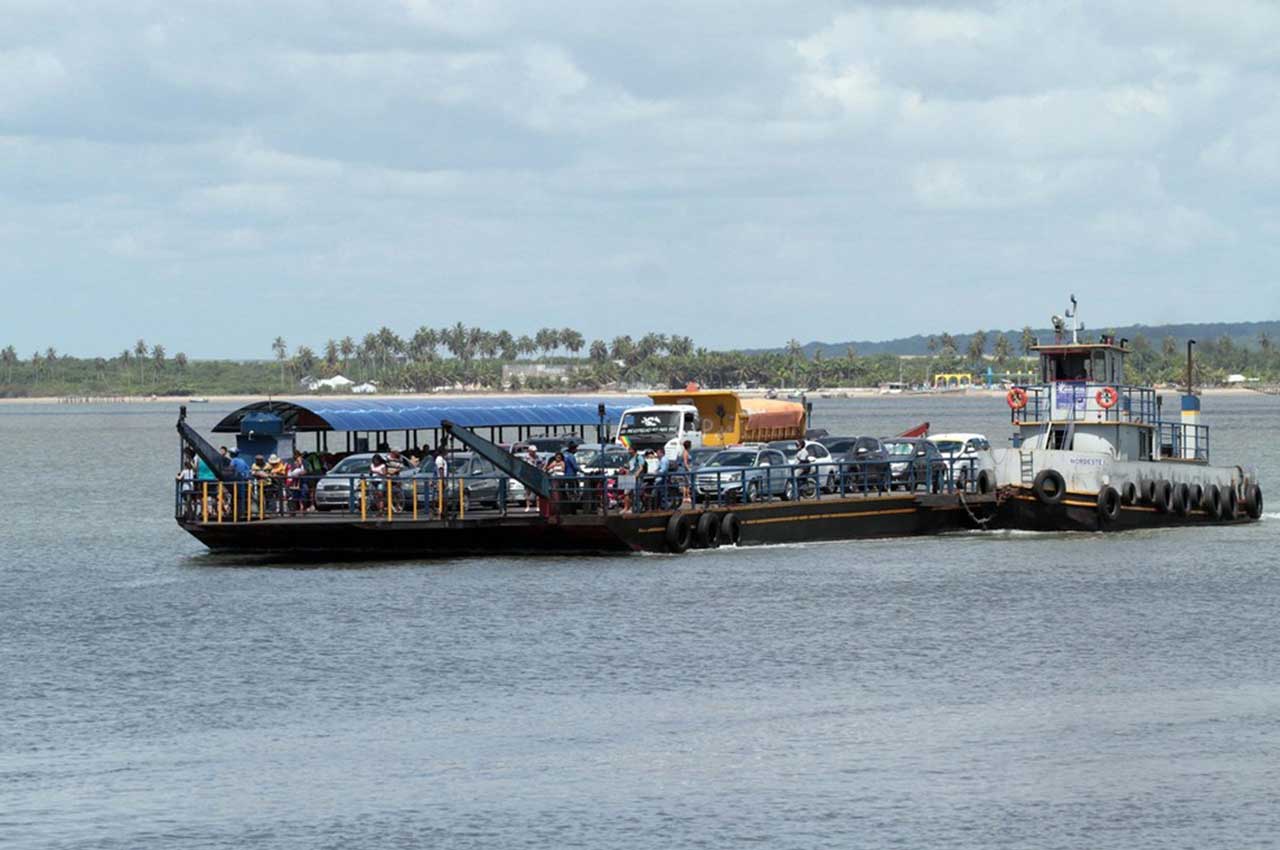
[617,389,806,457]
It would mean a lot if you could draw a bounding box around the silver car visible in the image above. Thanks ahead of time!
[695,447,790,503]
[313,453,417,511]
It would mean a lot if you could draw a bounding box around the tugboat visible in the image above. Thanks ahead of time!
[992,297,1263,531]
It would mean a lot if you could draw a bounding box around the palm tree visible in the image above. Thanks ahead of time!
[30,351,40,382]
[1,345,15,382]
[967,330,987,365]
[535,328,559,357]
[992,333,1011,365]
[1020,326,1036,356]
[939,333,957,358]
[134,339,148,384]
[589,339,609,363]
[44,347,58,380]
[340,336,355,371]
[272,336,288,386]
[495,330,516,361]
[560,328,584,357]
[324,339,339,370]
[174,352,188,373]
[294,345,316,377]
[151,344,166,382]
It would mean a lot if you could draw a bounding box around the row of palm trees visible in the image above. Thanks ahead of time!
[0,341,188,386]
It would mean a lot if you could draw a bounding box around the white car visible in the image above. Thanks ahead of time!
[928,433,995,489]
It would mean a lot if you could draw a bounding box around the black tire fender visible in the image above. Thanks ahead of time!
[1173,482,1191,516]
[1244,484,1263,520]
[1032,469,1066,505]
[1121,481,1138,506]
[1188,483,1204,511]
[1153,480,1173,514]
[1140,479,1156,505]
[695,512,721,549]
[1221,486,1237,520]
[1097,486,1121,523]
[1204,484,1222,517]
[976,469,995,495]
[665,512,692,554]
[719,512,742,546]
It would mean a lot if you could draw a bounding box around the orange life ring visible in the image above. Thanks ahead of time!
[1006,387,1028,410]
[1096,386,1118,409]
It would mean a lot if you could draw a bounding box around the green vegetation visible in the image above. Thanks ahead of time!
[2,323,1278,398]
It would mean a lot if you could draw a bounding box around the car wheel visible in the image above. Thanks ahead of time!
[783,479,796,501]
[746,480,762,503]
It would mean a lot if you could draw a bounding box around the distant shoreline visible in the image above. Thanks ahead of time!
[0,386,1263,406]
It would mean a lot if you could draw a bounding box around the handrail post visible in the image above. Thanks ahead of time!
[459,477,465,518]
[438,478,444,518]
[412,480,418,520]
[386,478,392,521]
[360,479,367,521]
[217,482,224,523]
[258,480,265,521]
[232,483,238,523]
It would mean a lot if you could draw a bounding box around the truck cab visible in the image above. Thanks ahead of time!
[616,404,703,459]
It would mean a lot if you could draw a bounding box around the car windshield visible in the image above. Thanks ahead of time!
[329,457,372,474]
[884,442,916,457]
[821,439,858,453]
[619,410,680,434]
[933,440,964,454]
[705,451,756,468]
[577,449,628,468]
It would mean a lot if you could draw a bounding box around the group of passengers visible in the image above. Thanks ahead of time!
[509,439,696,515]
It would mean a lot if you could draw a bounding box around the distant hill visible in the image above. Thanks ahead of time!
[767,320,1280,358]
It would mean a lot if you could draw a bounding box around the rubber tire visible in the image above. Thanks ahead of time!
[719,512,742,546]
[1032,469,1066,506]
[1152,480,1173,514]
[665,512,692,554]
[1221,486,1237,520]
[1173,482,1191,517]
[746,480,762,504]
[695,512,721,549]
[1188,483,1204,511]
[1204,484,1221,517]
[783,479,797,501]
[1140,480,1156,505]
[1121,481,1138,506]
[976,469,995,495]
[1097,485,1121,524]
[1244,484,1263,520]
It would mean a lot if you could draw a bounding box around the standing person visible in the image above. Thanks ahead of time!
[287,449,309,514]
[521,445,540,511]
[618,444,642,513]
[433,448,448,517]
[228,449,251,520]
[175,455,195,518]
[679,439,694,506]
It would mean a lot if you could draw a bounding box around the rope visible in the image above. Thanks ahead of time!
[958,488,996,528]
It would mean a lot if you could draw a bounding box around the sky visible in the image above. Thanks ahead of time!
[1,0,1278,359]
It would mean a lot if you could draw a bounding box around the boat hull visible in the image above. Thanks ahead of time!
[178,492,992,558]
[994,488,1258,533]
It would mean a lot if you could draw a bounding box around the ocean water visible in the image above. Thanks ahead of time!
[2,394,1278,849]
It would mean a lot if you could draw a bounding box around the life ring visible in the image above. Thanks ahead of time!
[1097,486,1121,523]
[1032,469,1065,505]
[719,512,742,545]
[976,469,994,495]
[1006,387,1028,410]
[1172,482,1191,516]
[1095,386,1119,409]
[1153,480,1173,514]
[665,512,692,553]
[1204,484,1222,517]
[1121,481,1138,506]
[1244,484,1264,520]
[695,511,722,549]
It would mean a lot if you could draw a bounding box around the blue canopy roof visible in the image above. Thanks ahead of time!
[212,396,648,434]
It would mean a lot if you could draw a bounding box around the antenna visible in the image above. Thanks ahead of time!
[1063,294,1081,344]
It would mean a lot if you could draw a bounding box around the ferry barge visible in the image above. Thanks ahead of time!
[174,393,995,556]
[991,298,1263,532]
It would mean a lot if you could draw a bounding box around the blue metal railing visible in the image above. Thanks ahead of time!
[1012,383,1157,425]
[1157,422,1210,462]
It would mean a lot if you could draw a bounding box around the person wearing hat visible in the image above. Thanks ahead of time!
[522,445,540,511]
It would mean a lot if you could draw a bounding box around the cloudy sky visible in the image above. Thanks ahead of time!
[1,0,1278,358]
